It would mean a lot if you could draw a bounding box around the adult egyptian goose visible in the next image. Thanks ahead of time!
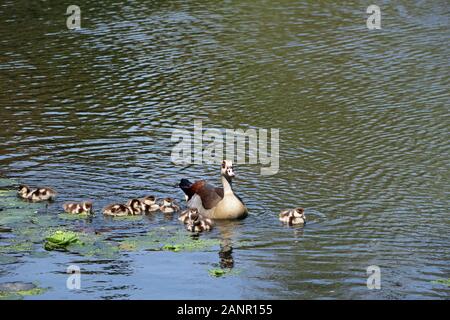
[179,160,248,220]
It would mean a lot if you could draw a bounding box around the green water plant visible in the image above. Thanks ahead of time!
[208,267,242,278]
[431,279,450,286]
[118,227,220,253]
[0,282,47,300]
[44,230,82,251]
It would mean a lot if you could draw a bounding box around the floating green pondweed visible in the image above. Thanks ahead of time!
[118,227,220,253]
[58,213,93,220]
[208,268,228,277]
[431,279,450,286]
[0,240,33,254]
[44,230,82,251]
[0,282,47,300]
[207,268,241,278]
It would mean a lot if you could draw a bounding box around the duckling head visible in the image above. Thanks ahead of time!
[221,160,235,180]
[188,208,200,221]
[128,199,142,212]
[294,207,305,219]
[143,195,156,205]
[82,201,93,213]
[18,185,30,197]
[162,197,174,207]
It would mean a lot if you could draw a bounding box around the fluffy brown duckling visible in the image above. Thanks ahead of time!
[103,198,144,216]
[103,203,132,217]
[18,185,56,202]
[126,198,143,215]
[139,195,160,213]
[159,197,180,213]
[279,207,306,226]
[178,207,199,224]
[185,209,214,232]
[63,201,93,215]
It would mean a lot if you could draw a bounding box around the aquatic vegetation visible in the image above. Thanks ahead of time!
[58,213,93,220]
[44,230,82,251]
[0,240,33,254]
[207,268,241,278]
[0,255,19,264]
[0,178,18,189]
[118,241,137,251]
[118,227,220,253]
[0,189,43,226]
[73,240,119,258]
[431,279,450,286]
[0,282,47,300]
[208,268,228,277]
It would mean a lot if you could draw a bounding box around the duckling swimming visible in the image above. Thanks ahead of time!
[159,197,180,213]
[126,198,143,215]
[63,201,93,215]
[185,209,214,232]
[178,207,200,224]
[279,207,306,225]
[139,195,160,213]
[18,185,56,202]
[103,203,132,217]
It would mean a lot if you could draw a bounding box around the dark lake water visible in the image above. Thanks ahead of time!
[0,0,449,299]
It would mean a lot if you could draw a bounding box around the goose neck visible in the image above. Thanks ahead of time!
[221,175,234,195]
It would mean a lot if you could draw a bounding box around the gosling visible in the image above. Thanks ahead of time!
[185,209,213,232]
[18,185,56,202]
[279,207,306,226]
[63,201,93,215]
[159,197,180,213]
[139,195,160,213]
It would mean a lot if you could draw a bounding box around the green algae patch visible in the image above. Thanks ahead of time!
[432,279,450,286]
[0,189,43,226]
[58,213,93,220]
[74,240,119,258]
[0,178,18,188]
[208,268,228,277]
[161,237,220,252]
[0,282,47,300]
[44,230,82,251]
[118,241,138,251]
[0,240,34,254]
[208,268,241,278]
[118,227,220,253]
[104,215,142,221]
[162,244,182,252]
[42,229,119,258]
[0,255,19,264]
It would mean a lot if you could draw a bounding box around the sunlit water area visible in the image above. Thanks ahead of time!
[0,1,449,299]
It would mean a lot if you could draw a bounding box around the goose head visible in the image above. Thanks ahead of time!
[221,160,235,181]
